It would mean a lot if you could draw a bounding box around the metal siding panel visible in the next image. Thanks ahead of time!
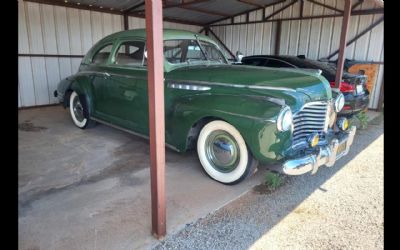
[91,11,103,44]
[31,57,49,105]
[80,10,93,54]
[297,1,313,56]
[26,2,44,54]
[261,22,273,54]
[239,22,247,55]
[18,1,30,54]
[318,17,334,59]
[354,14,373,61]
[58,58,72,80]
[225,25,233,52]
[288,20,300,55]
[19,57,36,107]
[54,6,71,54]
[308,3,323,59]
[41,4,58,54]
[71,58,82,74]
[231,21,240,54]
[366,15,383,61]
[102,13,114,36]
[329,16,342,60]
[246,23,255,55]
[68,8,82,55]
[45,57,61,104]
[112,14,123,33]
[254,24,264,55]
[280,3,292,55]
[345,15,359,59]
[18,82,22,108]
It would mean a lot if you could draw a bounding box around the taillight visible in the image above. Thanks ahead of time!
[329,81,355,93]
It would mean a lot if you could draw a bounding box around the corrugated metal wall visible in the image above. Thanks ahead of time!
[18,1,200,108]
[210,0,384,109]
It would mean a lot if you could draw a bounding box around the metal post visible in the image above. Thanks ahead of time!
[334,0,352,88]
[145,0,166,238]
[275,20,282,55]
[123,14,129,30]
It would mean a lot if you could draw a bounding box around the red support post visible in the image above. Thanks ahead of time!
[145,0,166,238]
[334,0,352,88]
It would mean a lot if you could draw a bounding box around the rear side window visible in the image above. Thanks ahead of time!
[264,59,293,68]
[114,41,146,66]
[242,58,266,66]
[91,44,113,65]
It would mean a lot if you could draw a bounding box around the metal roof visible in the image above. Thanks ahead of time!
[29,0,384,26]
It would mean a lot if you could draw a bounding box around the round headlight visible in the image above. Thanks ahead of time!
[277,106,293,132]
[308,133,320,147]
[337,117,349,131]
[334,93,345,112]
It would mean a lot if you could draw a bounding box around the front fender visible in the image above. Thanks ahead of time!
[56,74,95,117]
[167,93,292,163]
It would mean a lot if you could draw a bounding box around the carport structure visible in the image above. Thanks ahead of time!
[18,0,384,242]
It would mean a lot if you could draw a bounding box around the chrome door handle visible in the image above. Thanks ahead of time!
[103,72,110,77]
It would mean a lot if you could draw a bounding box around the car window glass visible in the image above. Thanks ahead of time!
[264,59,291,68]
[91,44,113,65]
[114,41,145,66]
[198,40,227,63]
[242,58,265,66]
[164,40,185,63]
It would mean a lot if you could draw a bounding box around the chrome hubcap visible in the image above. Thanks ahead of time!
[72,96,85,122]
[205,130,240,173]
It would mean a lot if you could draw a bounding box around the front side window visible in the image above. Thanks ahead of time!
[91,44,113,65]
[114,41,146,66]
[163,39,227,64]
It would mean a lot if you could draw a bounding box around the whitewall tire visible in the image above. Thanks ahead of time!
[197,120,257,184]
[69,91,94,129]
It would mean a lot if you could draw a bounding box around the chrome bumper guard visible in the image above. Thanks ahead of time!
[282,126,357,175]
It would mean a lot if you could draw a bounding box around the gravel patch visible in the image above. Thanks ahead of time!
[153,118,383,250]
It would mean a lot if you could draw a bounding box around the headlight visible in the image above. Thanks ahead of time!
[277,106,293,132]
[337,117,349,131]
[334,93,345,112]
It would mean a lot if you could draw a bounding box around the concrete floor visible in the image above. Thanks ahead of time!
[18,106,266,250]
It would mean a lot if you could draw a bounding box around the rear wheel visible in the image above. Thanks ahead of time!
[197,120,258,184]
[69,91,96,129]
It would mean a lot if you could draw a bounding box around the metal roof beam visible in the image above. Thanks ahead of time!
[206,0,286,26]
[264,0,297,20]
[237,0,264,8]
[123,1,145,14]
[306,0,344,13]
[179,5,230,17]
[163,0,211,9]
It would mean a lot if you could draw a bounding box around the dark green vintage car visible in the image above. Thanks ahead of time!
[55,29,356,184]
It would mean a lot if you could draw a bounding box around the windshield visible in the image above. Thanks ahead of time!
[164,39,228,65]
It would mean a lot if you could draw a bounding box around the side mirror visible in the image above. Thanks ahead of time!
[235,51,243,62]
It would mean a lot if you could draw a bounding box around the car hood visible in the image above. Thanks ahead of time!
[166,64,332,110]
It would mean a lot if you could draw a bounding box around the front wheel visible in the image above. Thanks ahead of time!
[69,91,96,129]
[197,120,258,184]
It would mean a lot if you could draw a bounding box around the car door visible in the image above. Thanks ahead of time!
[101,38,149,134]
[85,43,116,119]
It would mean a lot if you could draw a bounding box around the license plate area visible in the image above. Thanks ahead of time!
[337,141,347,155]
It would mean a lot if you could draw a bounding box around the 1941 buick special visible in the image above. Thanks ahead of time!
[55,29,356,184]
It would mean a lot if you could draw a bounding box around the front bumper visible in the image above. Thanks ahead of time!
[282,125,357,175]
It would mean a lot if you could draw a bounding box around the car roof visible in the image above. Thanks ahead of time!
[99,28,215,44]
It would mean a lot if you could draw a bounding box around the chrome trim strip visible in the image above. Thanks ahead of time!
[77,71,148,81]
[170,79,296,92]
[167,83,210,91]
[90,117,180,152]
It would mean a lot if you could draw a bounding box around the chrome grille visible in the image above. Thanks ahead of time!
[292,102,328,145]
